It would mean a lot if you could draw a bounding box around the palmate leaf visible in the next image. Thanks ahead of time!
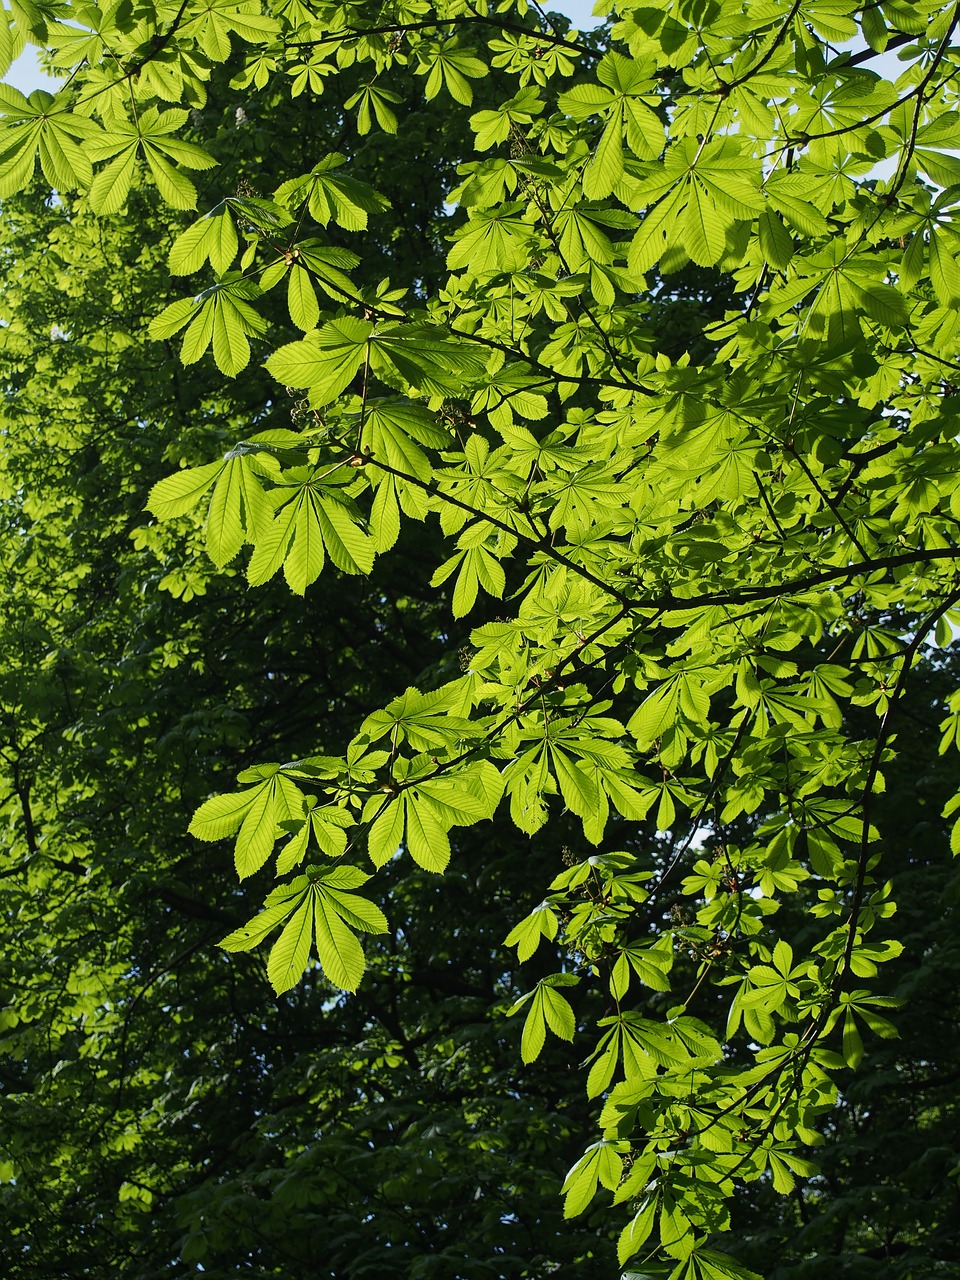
[205,454,273,566]
[418,41,488,106]
[363,407,430,485]
[149,277,266,373]
[275,152,390,230]
[84,107,216,212]
[562,1139,625,1218]
[365,762,500,874]
[344,82,402,135]
[276,804,353,874]
[431,542,506,616]
[258,240,361,311]
[190,772,305,879]
[232,777,302,879]
[362,399,452,475]
[168,202,240,275]
[220,869,385,994]
[266,316,371,404]
[0,87,103,195]
[358,683,478,751]
[369,325,488,397]
[447,203,535,274]
[692,1250,763,1280]
[179,0,280,63]
[469,85,544,150]
[180,278,267,374]
[508,975,579,1064]
[245,480,374,594]
[504,901,559,962]
[562,54,663,200]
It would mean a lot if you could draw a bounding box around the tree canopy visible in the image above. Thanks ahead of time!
[1,0,960,1276]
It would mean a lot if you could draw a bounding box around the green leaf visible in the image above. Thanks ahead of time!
[148,297,200,341]
[619,1198,658,1265]
[87,148,137,216]
[842,1009,864,1069]
[368,797,404,868]
[287,264,320,331]
[314,492,375,575]
[321,885,387,935]
[219,882,307,952]
[276,154,390,230]
[189,789,258,841]
[211,296,252,376]
[929,231,960,308]
[757,209,793,271]
[197,774,303,880]
[504,902,559,962]
[144,145,198,209]
[313,893,365,991]
[541,982,576,1040]
[169,204,239,276]
[404,790,451,873]
[694,1250,763,1280]
[267,897,314,994]
[629,682,679,746]
[265,316,371,405]
[148,459,225,520]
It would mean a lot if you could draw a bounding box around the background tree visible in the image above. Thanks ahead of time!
[2,1,960,1277]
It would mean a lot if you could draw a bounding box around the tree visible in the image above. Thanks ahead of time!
[0,59,621,1278]
[3,0,960,1276]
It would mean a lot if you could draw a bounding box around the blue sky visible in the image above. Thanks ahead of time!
[4,48,59,95]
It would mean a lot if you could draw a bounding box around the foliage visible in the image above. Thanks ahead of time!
[0,78,617,1277]
[729,658,960,1278]
[3,0,960,1275]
